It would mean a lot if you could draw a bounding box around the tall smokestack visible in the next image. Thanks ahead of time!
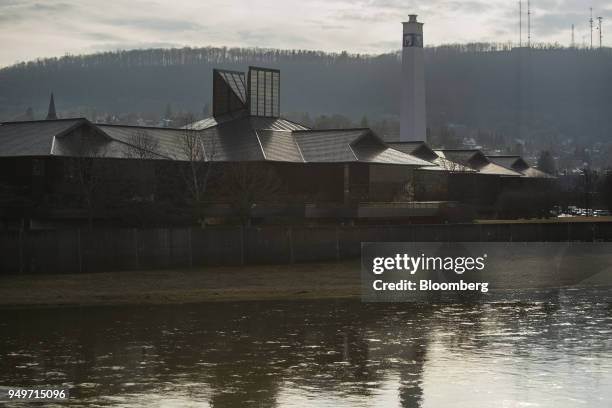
[400,14,426,142]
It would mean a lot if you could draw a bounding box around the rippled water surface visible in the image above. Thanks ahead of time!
[2,288,612,407]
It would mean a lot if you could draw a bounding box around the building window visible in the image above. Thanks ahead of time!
[249,67,280,117]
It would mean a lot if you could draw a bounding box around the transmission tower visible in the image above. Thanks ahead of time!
[590,7,593,49]
[527,0,531,47]
[519,1,522,47]
[597,17,603,48]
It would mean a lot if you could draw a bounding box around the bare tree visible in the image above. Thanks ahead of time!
[120,129,162,209]
[180,117,216,225]
[123,129,161,159]
[65,131,110,227]
[435,156,469,173]
[217,162,283,226]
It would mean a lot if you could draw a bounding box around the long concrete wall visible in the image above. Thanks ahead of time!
[1,222,612,275]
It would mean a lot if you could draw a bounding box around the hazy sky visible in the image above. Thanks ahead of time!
[0,0,610,67]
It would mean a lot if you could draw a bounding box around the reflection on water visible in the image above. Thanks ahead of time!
[1,288,612,407]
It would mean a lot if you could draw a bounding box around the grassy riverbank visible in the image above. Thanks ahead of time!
[2,252,611,307]
[0,261,362,307]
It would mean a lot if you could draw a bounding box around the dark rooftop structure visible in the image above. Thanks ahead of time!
[212,69,247,117]
[0,118,112,158]
[487,155,555,178]
[387,141,438,161]
[248,66,280,117]
[0,66,559,227]
[435,149,523,176]
[388,142,474,172]
[0,68,433,167]
[179,67,432,166]
[0,67,549,176]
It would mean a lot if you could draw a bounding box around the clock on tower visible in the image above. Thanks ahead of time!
[403,33,423,48]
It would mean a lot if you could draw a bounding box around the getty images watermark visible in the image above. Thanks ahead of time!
[360,242,612,302]
[371,251,489,293]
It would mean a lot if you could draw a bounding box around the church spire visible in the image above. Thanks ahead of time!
[46,92,57,120]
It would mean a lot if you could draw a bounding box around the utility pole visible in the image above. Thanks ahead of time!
[590,7,593,49]
[519,1,522,47]
[527,0,531,47]
[597,16,603,49]
[571,24,575,47]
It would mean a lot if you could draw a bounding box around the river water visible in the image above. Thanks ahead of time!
[1,288,612,407]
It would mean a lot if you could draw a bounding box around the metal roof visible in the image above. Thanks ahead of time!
[521,167,556,178]
[0,119,85,157]
[476,162,524,176]
[429,157,475,172]
[250,116,308,131]
[98,124,186,160]
[487,155,555,178]
[0,117,540,174]
[387,141,439,162]
[183,112,308,132]
[436,149,522,176]
[487,155,528,171]
[293,129,364,162]
[183,111,248,131]
[200,116,265,161]
[218,70,247,104]
[435,149,484,167]
[292,129,432,166]
[0,117,440,167]
[256,130,303,162]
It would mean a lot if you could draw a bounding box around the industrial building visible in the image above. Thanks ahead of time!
[0,16,555,228]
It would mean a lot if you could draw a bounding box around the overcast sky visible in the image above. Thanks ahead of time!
[0,0,610,67]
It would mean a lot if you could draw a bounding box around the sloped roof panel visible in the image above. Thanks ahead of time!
[487,155,554,178]
[435,149,520,175]
[436,149,483,167]
[219,71,247,103]
[292,129,432,166]
[0,119,84,157]
[184,111,248,131]
[487,155,521,169]
[430,156,475,172]
[98,125,186,160]
[256,130,303,162]
[52,137,127,158]
[387,141,425,154]
[182,113,308,132]
[356,146,436,166]
[200,117,265,161]
[293,129,366,162]
[476,162,523,176]
[387,141,438,161]
[522,167,556,178]
[250,116,309,131]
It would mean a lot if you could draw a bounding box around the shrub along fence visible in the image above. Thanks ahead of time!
[1,222,612,275]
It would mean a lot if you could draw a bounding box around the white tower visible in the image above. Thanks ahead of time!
[400,14,426,142]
